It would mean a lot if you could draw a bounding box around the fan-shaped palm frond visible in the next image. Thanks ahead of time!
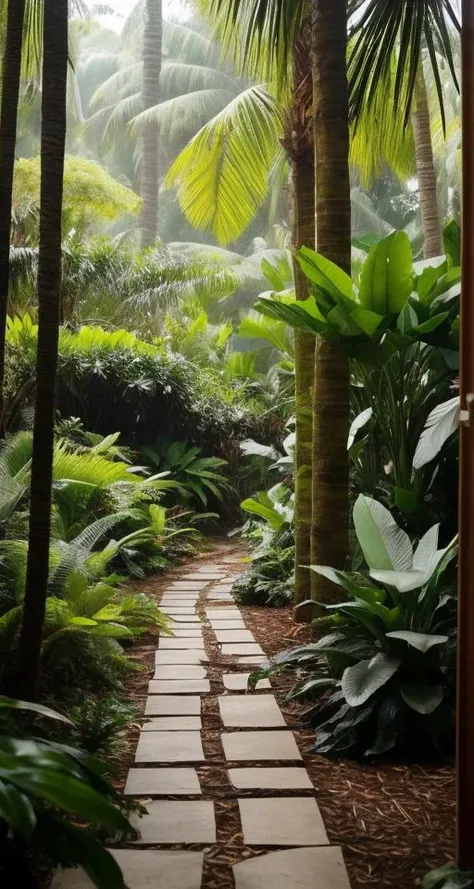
[348,0,460,130]
[166,85,283,244]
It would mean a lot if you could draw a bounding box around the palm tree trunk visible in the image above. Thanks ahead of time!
[0,0,27,433]
[140,0,162,249]
[412,65,443,258]
[286,27,315,608]
[311,0,351,603]
[16,0,68,700]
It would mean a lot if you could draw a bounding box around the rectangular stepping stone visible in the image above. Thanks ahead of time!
[169,622,202,630]
[229,767,313,790]
[215,630,256,643]
[223,673,271,691]
[149,679,210,694]
[233,848,351,889]
[135,731,204,762]
[125,768,201,795]
[183,573,223,580]
[238,798,328,846]
[219,695,285,728]
[210,620,246,630]
[160,638,204,649]
[161,599,198,606]
[221,643,264,656]
[169,615,201,624]
[170,582,208,590]
[208,593,234,601]
[142,716,202,731]
[206,609,241,619]
[145,696,201,715]
[163,609,197,617]
[222,731,301,761]
[155,650,207,665]
[132,800,215,844]
[153,666,207,680]
[52,850,204,888]
[161,592,200,599]
[212,584,234,593]
[172,629,204,639]
[238,656,267,666]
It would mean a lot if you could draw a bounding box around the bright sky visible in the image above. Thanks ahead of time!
[96,0,188,30]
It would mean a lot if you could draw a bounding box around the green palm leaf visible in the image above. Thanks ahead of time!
[166,85,283,244]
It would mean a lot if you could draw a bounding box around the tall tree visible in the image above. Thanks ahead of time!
[283,22,315,605]
[412,65,443,257]
[16,0,68,700]
[0,0,27,432]
[310,0,351,600]
[140,0,162,248]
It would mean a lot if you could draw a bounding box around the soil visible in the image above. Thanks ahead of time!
[116,540,455,889]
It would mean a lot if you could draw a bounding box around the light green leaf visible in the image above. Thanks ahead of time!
[353,494,413,571]
[386,631,448,653]
[358,232,413,315]
[342,653,400,707]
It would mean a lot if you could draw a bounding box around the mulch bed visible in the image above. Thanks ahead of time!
[116,542,455,889]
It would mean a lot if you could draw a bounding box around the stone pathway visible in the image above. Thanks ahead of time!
[53,552,352,889]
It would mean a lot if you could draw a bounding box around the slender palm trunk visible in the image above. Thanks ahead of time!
[412,65,443,258]
[140,0,162,249]
[311,0,351,602]
[285,26,315,607]
[0,0,27,433]
[16,0,68,700]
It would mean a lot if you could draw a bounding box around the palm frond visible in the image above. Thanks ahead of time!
[131,87,239,143]
[348,0,460,131]
[89,60,142,109]
[165,85,283,244]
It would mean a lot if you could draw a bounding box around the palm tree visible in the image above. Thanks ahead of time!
[348,0,460,258]
[16,0,69,699]
[309,0,351,601]
[140,0,162,247]
[284,25,315,606]
[0,0,27,432]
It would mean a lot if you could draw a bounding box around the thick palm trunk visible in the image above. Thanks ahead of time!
[286,26,315,607]
[412,66,443,259]
[311,0,351,602]
[0,0,26,432]
[140,0,162,249]
[16,0,68,700]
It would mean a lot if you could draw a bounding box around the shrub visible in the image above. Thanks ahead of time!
[259,495,457,757]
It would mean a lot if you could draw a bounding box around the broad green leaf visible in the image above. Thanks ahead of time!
[348,408,373,449]
[358,232,413,315]
[350,307,383,336]
[413,397,459,469]
[297,247,353,303]
[0,779,36,837]
[443,220,461,266]
[240,498,285,530]
[369,569,427,593]
[341,653,400,706]
[399,683,444,714]
[386,631,448,653]
[0,697,72,724]
[353,494,413,571]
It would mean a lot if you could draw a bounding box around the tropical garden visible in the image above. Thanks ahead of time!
[0,0,470,887]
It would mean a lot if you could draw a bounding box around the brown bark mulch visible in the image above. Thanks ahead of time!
[115,541,455,889]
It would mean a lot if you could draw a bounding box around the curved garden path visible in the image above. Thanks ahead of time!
[53,543,351,889]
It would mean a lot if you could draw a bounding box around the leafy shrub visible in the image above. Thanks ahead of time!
[66,697,139,758]
[140,438,231,506]
[0,696,131,888]
[259,495,457,757]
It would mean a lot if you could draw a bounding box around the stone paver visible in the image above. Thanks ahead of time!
[148,679,210,694]
[145,695,201,715]
[169,615,201,623]
[135,731,204,763]
[125,768,201,795]
[215,630,256,643]
[206,609,241,619]
[52,851,204,888]
[141,716,202,731]
[208,593,234,601]
[169,622,202,630]
[233,848,351,889]
[160,638,205,649]
[223,673,270,691]
[171,629,204,638]
[219,695,285,728]
[238,798,328,846]
[155,650,207,665]
[170,582,208,590]
[184,573,223,580]
[212,584,234,593]
[160,598,198,606]
[221,643,264,656]
[210,620,246,630]
[222,731,301,761]
[228,768,313,790]
[237,656,267,666]
[132,801,216,844]
[163,609,197,617]
[153,666,207,680]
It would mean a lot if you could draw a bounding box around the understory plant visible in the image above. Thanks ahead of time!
[258,494,457,756]
[0,696,132,888]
